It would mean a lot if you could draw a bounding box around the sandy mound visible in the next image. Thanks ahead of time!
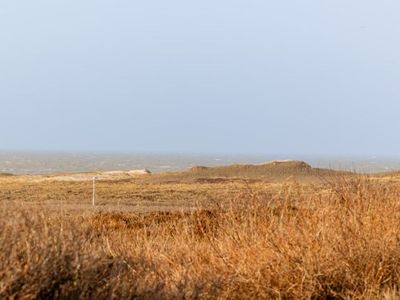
[45,169,152,182]
[189,160,313,177]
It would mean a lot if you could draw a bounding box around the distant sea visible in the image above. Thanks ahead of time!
[1,152,400,175]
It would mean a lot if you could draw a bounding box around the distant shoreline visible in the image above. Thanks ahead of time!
[1,152,400,175]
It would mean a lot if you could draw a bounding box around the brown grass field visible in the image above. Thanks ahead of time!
[2,161,400,299]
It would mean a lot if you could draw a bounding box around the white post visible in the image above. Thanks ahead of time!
[92,176,97,206]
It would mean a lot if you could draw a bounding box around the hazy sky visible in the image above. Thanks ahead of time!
[1,1,399,155]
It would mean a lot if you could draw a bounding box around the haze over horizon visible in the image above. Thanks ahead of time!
[1,1,400,156]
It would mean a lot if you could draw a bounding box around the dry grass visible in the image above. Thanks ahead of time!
[2,172,400,299]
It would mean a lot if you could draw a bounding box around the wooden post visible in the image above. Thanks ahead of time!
[92,176,97,206]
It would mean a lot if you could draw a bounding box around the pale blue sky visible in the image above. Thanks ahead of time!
[1,1,399,155]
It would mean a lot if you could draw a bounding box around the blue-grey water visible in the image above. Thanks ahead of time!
[0,152,400,175]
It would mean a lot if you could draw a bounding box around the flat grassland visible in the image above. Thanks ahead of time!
[1,161,400,299]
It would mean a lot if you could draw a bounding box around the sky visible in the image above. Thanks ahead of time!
[1,1,400,156]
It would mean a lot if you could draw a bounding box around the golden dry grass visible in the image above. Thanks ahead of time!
[1,168,400,299]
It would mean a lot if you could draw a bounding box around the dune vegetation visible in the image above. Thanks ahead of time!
[1,161,400,299]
